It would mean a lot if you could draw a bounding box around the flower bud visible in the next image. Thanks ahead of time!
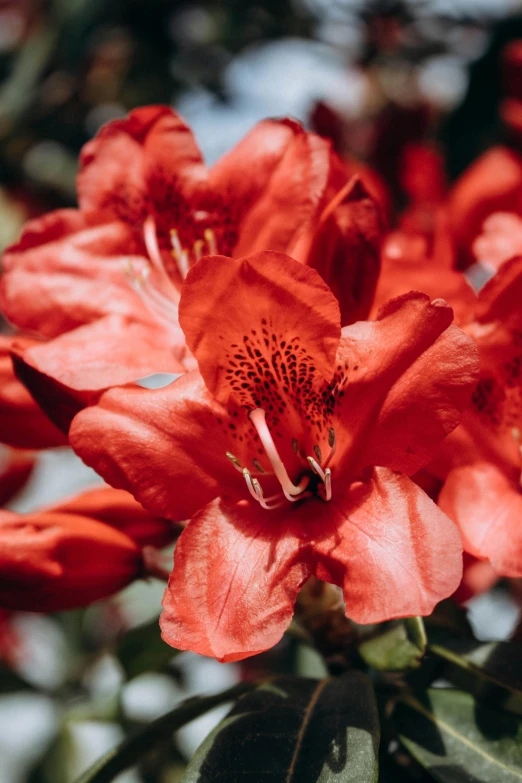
[0,510,144,611]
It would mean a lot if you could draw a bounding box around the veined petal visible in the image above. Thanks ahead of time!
[335,292,479,477]
[160,497,311,662]
[1,209,151,337]
[439,463,522,577]
[69,372,250,521]
[208,119,331,257]
[78,106,206,224]
[306,467,463,623]
[179,252,341,409]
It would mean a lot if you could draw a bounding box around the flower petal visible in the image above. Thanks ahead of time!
[304,177,383,326]
[78,106,206,223]
[306,467,463,623]
[50,486,177,548]
[336,292,479,476]
[179,251,341,405]
[0,336,66,449]
[69,372,248,521]
[160,497,311,662]
[209,119,331,256]
[439,463,522,577]
[1,209,151,338]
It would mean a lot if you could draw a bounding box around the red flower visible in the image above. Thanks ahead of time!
[447,146,522,268]
[1,107,382,431]
[371,223,476,328]
[68,252,478,662]
[436,257,522,576]
[0,486,177,612]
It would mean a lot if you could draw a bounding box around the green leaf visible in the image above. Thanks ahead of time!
[74,683,253,783]
[359,618,427,671]
[181,672,380,782]
[394,688,522,783]
[116,617,179,680]
[430,639,522,715]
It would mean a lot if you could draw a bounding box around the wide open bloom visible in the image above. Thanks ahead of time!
[1,106,382,431]
[68,251,478,662]
[0,485,178,612]
[436,256,522,577]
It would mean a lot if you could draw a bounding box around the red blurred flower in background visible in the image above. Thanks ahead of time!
[0,485,179,612]
[436,257,522,577]
[67,251,478,662]
[1,106,383,432]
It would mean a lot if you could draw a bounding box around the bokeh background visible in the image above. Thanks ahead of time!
[1,1,522,781]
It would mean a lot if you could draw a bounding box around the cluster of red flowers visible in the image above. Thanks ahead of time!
[1,100,521,663]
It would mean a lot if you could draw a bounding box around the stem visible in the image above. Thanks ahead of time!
[294,578,359,674]
[74,682,254,783]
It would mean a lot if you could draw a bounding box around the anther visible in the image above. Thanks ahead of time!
[314,444,322,463]
[252,458,265,473]
[226,451,243,472]
[292,438,299,455]
[324,427,337,468]
[170,229,190,279]
[324,468,332,501]
[204,228,217,255]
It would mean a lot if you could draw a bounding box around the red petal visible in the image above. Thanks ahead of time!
[336,292,479,476]
[448,147,522,267]
[1,209,151,338]
[0,336,66,449]
[160,497,311,661]
[475,254,522,327]
[209,119,331,257]
[179,251,341,405]
[78,106,205,224]
[306,468,463,623]
[50,486,177,548]
[0,509,143,611]
[439,463,522,577]
[372,232,476,327]
[69,372,247,521]
[304,177,383,325]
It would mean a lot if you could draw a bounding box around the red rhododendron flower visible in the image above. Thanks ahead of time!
[473,211,522,273]
[398,142,447,239]
[436,257,522,576]
[0,486,176,612]
[447,146,522,267]
[1,106,382,430]
[68,251,478,662]
[371,223,476,328]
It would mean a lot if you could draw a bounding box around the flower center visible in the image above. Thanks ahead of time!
[226,408,335,510]
[124,215,218,332]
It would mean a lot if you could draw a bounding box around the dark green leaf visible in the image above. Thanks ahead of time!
[425,600,474,643]
[74,682,253,783]
[181,672,380,782]
[116,617,178,680]
[430,639,522,715]
[394,688,522,783]
[359,618,427,671]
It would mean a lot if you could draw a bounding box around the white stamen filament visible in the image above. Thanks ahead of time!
[307,455,326,482]
[249,408,309,501]
[143,217,181,303]
[170,229,190,279]
[204,228,217,255]
[124,262,179,331]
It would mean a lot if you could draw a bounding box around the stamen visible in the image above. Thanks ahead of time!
[170,229,190,279]
[252,458,266,473]
[249,408,309,501]
[324,469,332,501]
[226,451,243,472]
[313,444,322,463]
[307,456,326,482]
[324,427,337,468]
[125,262,180,331]
[193,239,204,261]
[242,468,285,510]
[204,228,217,255]
[143,217,181,300]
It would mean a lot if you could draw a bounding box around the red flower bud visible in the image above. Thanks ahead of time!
[0,509,144,612]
